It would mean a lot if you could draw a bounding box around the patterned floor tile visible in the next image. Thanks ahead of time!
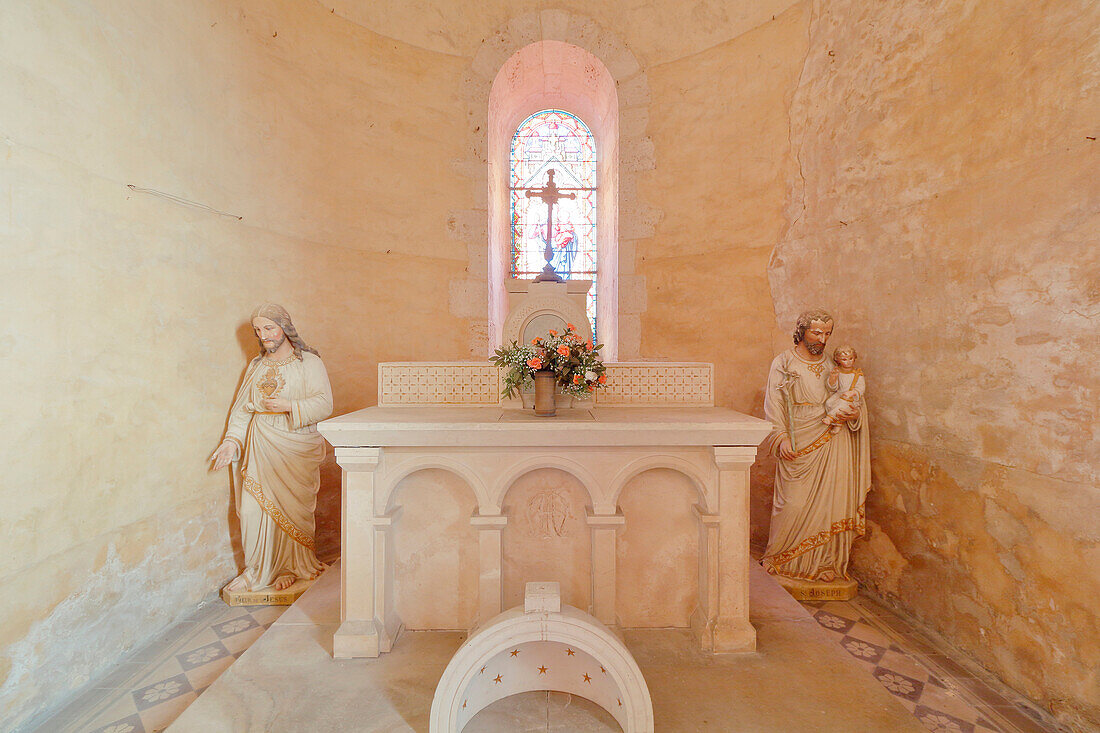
[874,666,926,703]
[88,713,146,733]
[813,609,857,634]
[915,704,976,733]
[839,635,887,665]
[132,673,194,711]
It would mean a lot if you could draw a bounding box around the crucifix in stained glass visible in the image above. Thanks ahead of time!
[510,109,598,333]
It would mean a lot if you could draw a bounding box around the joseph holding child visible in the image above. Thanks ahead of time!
[761,308,871,595]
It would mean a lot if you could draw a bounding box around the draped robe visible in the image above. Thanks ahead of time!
[222,351,333,590]
[761,350,871,582]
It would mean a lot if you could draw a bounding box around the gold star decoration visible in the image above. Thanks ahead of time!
[510,649,520,657]
[479,666,486,674]
[462,700,467,709]
[537,665,548,675]
[600,665,606,674]
[582,672,592,683]
[617,698,622,706]
[493,674,503,684]
[565,648,575,656]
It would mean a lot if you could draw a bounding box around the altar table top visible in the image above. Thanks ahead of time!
[318,406,772,448]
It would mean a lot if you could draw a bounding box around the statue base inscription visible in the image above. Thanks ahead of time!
[221,577,315,607]
[775,575,857,602]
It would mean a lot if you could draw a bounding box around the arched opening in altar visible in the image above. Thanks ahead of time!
[391,468,480,630]
[500,468,592,612]
[487,40,619,358]
[616,469,702,628]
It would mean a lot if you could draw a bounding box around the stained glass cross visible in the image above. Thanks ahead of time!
[521,169,583,282]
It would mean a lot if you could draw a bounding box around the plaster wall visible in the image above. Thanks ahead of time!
[635,3,808,410]
[0,1,475,727]
[769,1,1100,729]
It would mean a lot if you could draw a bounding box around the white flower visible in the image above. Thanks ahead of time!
[142,679,182,702]
[877,672,915,695]
[843,640,878,658]
[816,614,847,629]
[919,712,963,732]
[186,647,221,665]
[101,724,136,733]
[584,370,597,381]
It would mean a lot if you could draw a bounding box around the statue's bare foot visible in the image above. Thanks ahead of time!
[225,574,249,593]
[818,570,837,582]
[273,574,296,591]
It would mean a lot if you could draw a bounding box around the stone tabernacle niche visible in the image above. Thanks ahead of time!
[502,469,592,612]
[616,469,700,628]
[392,469,480,631]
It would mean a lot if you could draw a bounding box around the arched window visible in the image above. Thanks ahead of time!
[509,110,598,335]
[488,40,619,359]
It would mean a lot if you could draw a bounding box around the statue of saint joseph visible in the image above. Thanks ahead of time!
[210,304,332,593]
[761,308,871,592]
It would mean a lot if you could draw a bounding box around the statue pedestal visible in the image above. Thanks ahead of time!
[221,577,315,607]
[774,576,857,602]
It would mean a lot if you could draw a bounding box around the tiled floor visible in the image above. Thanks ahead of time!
[29,586,1068,733]
[802,596,1067,733]
[28,602,287,733]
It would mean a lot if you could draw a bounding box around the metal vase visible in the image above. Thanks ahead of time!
[533,370,557,417]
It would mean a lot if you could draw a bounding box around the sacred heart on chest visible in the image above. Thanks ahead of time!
[258,367,285,399]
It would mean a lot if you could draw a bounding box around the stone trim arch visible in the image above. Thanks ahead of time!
[429,603,654,732]
[493,455,603,512]
[608,455,716,513]
[448,11,658,360]
[379,457,493,514]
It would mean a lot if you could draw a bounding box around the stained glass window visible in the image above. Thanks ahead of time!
[510,109,598,335]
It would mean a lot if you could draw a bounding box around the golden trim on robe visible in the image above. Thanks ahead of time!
[763,504,866,577]
[242,474,316,551]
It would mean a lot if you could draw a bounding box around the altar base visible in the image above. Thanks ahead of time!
[221,578,315,607]
[774,575,858,602]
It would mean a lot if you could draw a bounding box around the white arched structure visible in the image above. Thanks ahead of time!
[488,40,619,359]
[430,584,653,733]
[320,364,772,659]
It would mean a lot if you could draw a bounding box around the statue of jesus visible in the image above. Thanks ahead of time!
[210,304,332,594]
[760,308,871,598]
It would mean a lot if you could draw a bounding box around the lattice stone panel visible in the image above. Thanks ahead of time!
[595,363,713,406]
[378,363,500,406]
[377,362,713,406]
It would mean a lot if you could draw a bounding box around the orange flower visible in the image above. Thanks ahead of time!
[586,339,593,349]
[573,374,582,384]
[526,358,542,369]
[530,338,538,345]
[549,329,558,336]
[598,375,606,384]
[557,345,570,356]
[566,323,576,331]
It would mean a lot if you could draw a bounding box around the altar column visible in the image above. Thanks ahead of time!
[689,506,721,652]
[471,514,508,624]
[333,447,383,659]
[712,446,759,653]
[587,511,626,627]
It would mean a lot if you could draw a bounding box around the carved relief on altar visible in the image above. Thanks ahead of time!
[503,470,590,611]
[501,279,593,347]
[525,488,574,539]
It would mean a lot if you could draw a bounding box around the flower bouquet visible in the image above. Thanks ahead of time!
[491,323,607,400]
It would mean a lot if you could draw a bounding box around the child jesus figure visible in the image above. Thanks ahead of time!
[823,345,866,434]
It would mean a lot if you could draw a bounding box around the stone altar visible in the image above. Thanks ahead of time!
[318,362,772,659]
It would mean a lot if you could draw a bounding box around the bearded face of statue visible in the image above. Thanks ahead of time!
[803,319,833,356]
[252,316,287,354]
